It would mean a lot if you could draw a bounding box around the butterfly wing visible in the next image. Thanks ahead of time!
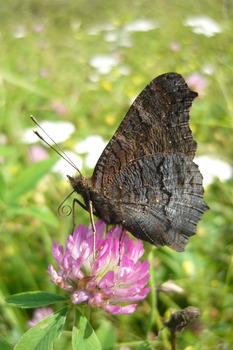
[92,73,198,191]
[89,72,208,251]
[104,154,208,251]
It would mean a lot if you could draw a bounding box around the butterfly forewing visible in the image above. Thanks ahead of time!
[92,73,198,191]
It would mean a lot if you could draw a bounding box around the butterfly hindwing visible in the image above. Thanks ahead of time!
[104,153,208,251]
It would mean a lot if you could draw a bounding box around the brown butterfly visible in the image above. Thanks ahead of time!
[32,73,208,252]
[67,72,208,252]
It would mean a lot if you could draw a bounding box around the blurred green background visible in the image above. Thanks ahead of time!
[0,1,233,349]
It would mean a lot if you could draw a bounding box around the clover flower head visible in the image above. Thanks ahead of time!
[47,220,150,315]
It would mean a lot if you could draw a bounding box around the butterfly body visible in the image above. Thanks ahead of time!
[68,174,123,225]
[69,73,208,252]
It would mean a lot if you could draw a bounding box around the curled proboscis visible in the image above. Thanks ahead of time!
[58,190,75,217]
[58,203,72,217]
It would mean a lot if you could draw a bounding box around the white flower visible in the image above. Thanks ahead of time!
[23,121,75,144]
[124,19,158,32]
[202,64,214,75]
[52,151,82,177]
[89,55,119,74]
[184,16,222,37]
[87,23,115,35]
[117,65,131,76]
[75,135,107,169]
[195,156,232,186]
[104,32,118,42]
[13,25,27,38]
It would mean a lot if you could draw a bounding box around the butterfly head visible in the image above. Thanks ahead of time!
[67,174,96,212]
[67,174,93,198]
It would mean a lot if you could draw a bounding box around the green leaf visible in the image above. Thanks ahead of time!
[8,156,58,203]
[96,320,116,350]
[14,307,68,350]
[0,171,6,202]
[6,292,66,308]
[136,341,153,350]
[6,205,58,228]
[0,145,15,157]
[72,309,102,350]
[2,70,49,96]
[0,335,13,350]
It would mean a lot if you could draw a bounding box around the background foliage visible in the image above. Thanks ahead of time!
[0,1,232,349]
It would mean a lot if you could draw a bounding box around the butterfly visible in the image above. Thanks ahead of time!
[66,72,208,252]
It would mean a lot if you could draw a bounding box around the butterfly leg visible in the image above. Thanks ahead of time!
[72,198,88,233]
[89,200,96,260]
[118,222,126,264]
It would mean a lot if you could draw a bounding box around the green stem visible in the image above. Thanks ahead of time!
[145,248,171,348]
[83,305,91,322]
[145,249,156,339]
[171,332,177,350]
[224,253,233,289]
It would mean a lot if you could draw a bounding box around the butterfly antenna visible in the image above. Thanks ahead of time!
[30,115,81,175]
